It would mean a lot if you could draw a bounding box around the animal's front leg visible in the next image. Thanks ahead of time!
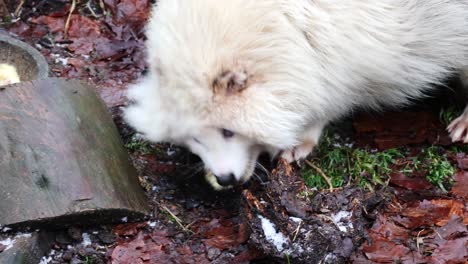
[448,106,468,143]
[448,67,468,143]
[281,122,325,163]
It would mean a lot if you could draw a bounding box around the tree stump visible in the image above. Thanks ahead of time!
[0,78,149,228]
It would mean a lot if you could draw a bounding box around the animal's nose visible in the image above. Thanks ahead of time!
[215,173,237,187]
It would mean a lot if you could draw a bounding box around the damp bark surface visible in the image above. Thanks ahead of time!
[0,78,149,228]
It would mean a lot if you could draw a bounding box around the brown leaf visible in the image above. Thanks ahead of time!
[436,216,467,240]
[362,236,411,262]
[396,199,465,228]
[456,153,468,170]
[111,232,149,264]
[115,0,150,26]
[370,214,410,241]
[451,171,468,199]
[353,111,450,149]
[66,15,101,38]
[429,236,468,264]
[113,222,148,237]
[200,219,251,250]
[31,15,65,34]
[390,172,433,191]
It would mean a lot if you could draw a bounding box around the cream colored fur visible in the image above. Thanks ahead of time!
[124,0,468,188]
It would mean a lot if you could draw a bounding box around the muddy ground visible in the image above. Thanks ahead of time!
[0,1,467,263]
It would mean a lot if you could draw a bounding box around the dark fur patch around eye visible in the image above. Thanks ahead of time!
[221,129,235,138]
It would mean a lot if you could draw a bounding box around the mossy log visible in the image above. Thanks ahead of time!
[0,78,149,228]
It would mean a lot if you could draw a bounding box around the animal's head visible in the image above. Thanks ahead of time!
[124,73,275,189]
[124,0,335,188]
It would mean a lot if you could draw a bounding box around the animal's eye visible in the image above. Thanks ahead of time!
[221,129,234,138]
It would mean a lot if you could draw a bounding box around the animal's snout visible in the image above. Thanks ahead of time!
[214,173,237,187]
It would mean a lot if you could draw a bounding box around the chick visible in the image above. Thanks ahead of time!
[0,63,20,87]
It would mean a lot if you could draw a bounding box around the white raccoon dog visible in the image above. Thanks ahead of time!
[124,0,468,189]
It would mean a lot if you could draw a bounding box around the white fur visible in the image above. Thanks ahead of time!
[124,0,468,188]
[0,64,20,86]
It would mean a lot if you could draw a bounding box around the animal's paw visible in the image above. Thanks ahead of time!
[281,141,315,163]
[447,111,468,143]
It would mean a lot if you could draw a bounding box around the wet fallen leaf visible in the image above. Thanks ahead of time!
[111,232,150,264]
[113,222,148,237]
[451,171,468,199]
[353,111,451,149]
[395,199,465,228]
[390,172,433,191]
[199,219,250,250]
[456,154,468,170]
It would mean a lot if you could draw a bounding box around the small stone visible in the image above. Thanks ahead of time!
[185,198,200,210]
[62,251,73,261]
[206,247,221,260]
[97,231,116,245]
[67,227,82,241]
[175,233,185,240]
[70,257,81,264]
[55,232,72,245]
[84,247,96,255]
[77,248,86,257]
[191,243,206,254]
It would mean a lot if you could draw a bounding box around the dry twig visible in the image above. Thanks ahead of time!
[160,204,194,233]
[64,0,77,37]
[305,160,334,192]
[14,0,24,17]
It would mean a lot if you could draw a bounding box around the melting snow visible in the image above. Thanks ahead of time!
[331,211,354,232]
[0,237,14,251]
[82,233,92,247]
[258,215,288,252]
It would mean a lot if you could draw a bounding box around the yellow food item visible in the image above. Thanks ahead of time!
[0,63,20,87]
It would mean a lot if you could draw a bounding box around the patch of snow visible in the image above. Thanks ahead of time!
[2,227,12,232]
[55,57,68,66]
[81,233,92,247]
[258,215,288,252]
[39,256,52,264]
[324,253,338,263]
[331,211,354,232]
[121,217,128,223]
[148,221,157,228]
[15,233,32,239]
[0,238,14,251]
[92,231,99,235]
[289,217,303,223]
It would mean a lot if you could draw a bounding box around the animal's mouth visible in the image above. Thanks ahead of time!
[204,151,261,190]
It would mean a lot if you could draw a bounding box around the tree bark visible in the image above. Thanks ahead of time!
[0,78,149,228]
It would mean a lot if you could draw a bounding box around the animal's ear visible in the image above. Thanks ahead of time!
[212,69,249,96]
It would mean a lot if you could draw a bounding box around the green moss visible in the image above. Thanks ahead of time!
[302,135,455,192]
